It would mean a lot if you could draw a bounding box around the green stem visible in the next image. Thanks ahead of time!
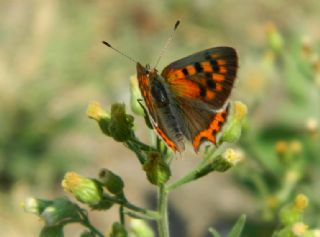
[157,184,170,237]
[130,136,157,152]
[104,195,160,220]
[119,205,125,225]
[82,219,105,237]
[125,140,146,164]
[166,163,213,192]
[75,208,104,237]
[166,145,226,192]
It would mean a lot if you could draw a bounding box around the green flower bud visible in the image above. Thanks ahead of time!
[87,102,134,142]
[99,169,124,195]
[279,195,305,227]
[110,222,128,237]
[220,101,247,144]
[211,148,243,172]
[109,103,134,142]
[40,225,64,237]
[130,75,144,116]
[87,101,111,136]
[41,197,80,226]
[143,151,171,185]
[90,195,114,210]
[22,197,53,216]
[129,219,154,237]
[266,22,284,53]
[62,172,103,206]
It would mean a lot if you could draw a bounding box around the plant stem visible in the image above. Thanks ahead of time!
[104,195,160,219]
[76,208,104,237]
[166,164,212,192]
[157,184,170,237]
[82,220,105,237]
[166,145,225,192]
[119,205,125,225]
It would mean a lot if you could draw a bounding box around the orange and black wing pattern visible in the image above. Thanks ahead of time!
[161,47,238,151]
[161,47,238,110]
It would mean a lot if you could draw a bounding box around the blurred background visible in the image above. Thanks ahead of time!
[1,0,320,236]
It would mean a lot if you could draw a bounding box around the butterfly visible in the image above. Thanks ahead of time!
[136,46,238,152]
[103,23,238,153]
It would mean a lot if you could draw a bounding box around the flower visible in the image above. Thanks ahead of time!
[220,101,248,144]
[62,172,103,206]
[143,151,171,185]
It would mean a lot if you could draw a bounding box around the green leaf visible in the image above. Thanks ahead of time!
[39,225,64,237]
[227,215,246,237]
[208,227,221,237]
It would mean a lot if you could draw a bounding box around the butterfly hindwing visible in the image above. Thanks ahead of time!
[161,47,238,110]
[175,97,230,152]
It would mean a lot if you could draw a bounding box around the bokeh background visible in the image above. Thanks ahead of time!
[1,0,320,236]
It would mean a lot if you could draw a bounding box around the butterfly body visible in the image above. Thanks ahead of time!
[137,46,238,153]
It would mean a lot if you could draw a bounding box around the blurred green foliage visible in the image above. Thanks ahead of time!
[1,0,320,236]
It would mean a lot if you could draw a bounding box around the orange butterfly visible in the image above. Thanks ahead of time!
[103,21,238,152]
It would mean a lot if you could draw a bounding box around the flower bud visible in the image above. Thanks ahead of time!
[109,103,134,142]
[40,226,64,237]
[99,168,124,195]
[279,194,308,226]
[130,75,144,116]
[22,197,53,216]
[87,101,111,136]
[62,172,103,206]
[129,219,154,237]
[220,101,247,144]
[41,197,80,226]
[294,194,309,211]
[211,148,243,172]
[110,222,128,237]
[143,151,171,185]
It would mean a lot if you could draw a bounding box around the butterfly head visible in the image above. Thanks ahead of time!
[137,63,159,80]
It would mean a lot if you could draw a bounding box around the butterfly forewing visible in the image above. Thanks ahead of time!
[161,47,238,110]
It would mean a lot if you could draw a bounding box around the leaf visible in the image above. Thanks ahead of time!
[208,227,221,237]
[227,215,246,237]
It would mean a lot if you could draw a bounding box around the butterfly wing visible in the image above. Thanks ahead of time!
[161,47,238,151]
[161,47,238,110]
[175,97,229,152]
[136,63,184,152]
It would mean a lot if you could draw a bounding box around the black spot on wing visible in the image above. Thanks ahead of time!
[204,72,216,89]
[182,68,189,76]
[206,78,216,89]
[210,59,219,72]
[194,62,203,73]
[199,84,206,97]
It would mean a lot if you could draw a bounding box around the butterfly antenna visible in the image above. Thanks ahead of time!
[102,41,138,64]
[153,20,180,69]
